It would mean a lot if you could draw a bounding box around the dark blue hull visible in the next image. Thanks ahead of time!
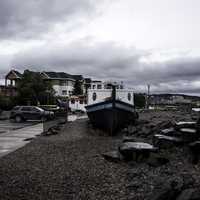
[85,100,137,135]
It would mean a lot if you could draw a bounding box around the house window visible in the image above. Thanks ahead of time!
[80,100,83,104]
[60,80,66,86]
[97,84,102,89]
[62,90,67,95]
[71,99,75,104]
[92,85,96,89]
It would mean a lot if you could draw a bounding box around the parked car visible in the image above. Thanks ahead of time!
[10,106,54,122]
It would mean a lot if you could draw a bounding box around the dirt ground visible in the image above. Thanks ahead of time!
[0,110,200,200]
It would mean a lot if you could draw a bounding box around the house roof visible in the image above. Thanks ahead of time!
[43,71,83,81]
[13,70,23,78]
[84,78,92,83]
[5,70,22,79]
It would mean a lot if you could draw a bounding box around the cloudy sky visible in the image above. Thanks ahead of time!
[0,0,200,94]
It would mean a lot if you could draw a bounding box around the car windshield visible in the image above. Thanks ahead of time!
[35,107,44,112]
[13,106,20,110]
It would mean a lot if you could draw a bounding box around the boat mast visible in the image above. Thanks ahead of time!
[112,85,116,102]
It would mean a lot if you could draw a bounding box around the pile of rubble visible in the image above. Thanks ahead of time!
[102,119,200,199]
[102,120,200,165]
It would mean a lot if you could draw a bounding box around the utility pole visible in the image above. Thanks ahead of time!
[146,84,150,109]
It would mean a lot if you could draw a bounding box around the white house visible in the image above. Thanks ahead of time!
[40,71,83,97]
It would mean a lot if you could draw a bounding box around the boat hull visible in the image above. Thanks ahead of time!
[85,100,137,135]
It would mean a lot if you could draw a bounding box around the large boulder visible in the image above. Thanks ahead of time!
[189,141,200,164]
[102,151,124,163]
[160,127,176,136]
[176,188,200,200]
[119,142,157,161]
[149,180,182,200]
[122,136,136,143]
[160,127,181,137]
[147,153,169,167]
[179,128,199,143]
[175,121,197,130]
[153,134,183,149]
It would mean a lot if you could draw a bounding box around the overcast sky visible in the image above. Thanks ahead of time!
[0,0,200,94]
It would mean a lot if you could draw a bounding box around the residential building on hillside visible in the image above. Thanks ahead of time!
[4,69,88,97]
[89,81,124,90]
[40,71,83,97]
[5,70,22,87]
[1,70,23,96]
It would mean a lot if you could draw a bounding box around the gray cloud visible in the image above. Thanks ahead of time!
[4,39,199,95]
[0,0,102,39]
[1,1,200,95]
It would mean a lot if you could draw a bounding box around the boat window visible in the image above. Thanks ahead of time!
[92,92,97,101]
[80,100,83,104]
[128,93,131,101]
[97,84,102,89]
[92,85,96,89]
[62,90,67,95]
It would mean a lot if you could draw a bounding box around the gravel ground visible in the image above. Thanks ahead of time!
[0,110,200,200]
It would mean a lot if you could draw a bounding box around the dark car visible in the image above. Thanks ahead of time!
[10,106,54,122]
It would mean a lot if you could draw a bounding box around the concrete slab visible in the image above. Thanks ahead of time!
[0,123,43,157]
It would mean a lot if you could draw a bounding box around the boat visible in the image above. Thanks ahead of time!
[85,82,138,135]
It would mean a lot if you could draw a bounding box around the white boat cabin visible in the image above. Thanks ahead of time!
[69,82,135,112]
[87,82,135,106]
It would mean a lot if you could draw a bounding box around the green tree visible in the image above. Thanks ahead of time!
[134,93,146,108]
[72,80,83,95]
[16,70,55,105]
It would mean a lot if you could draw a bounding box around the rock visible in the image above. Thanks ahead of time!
[102,151,124,162]
[42,127,59,136]
[23,137,34,141]
[179,128,199,143]
[119,142,157,161]
[149,180,182,200]
[141,127,151,136]
[121,127,128,134]
[160,127,176,136]
[126,180,141,189]
[157,120,174,130]
[137,119,149,125]
[122,136,136,143]
[181,173,196,188]
[147,154,169,167]
[153,134,183,149]
[127,125,137,134]
[189,141,200,164]
[176,188,200,200]
[53,126,62,131]
[175,121,197,130]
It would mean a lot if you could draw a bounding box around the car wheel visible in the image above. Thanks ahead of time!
[41,116,47,122]
[15,115,22,123]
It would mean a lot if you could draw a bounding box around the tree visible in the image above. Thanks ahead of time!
[72,80,83,95]
[134,93,146,108]
[16,70,55,105]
